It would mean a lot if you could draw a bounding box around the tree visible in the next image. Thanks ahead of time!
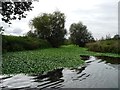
[26,30,37,38]
[0,26,4,34]
[105,34,111,40]
[29,11,66,47]
[30,13,51,39]
[113,34,120,40]
[69,22,94,47]
[0,1,33,24]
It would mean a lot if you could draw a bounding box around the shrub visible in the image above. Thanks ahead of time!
[2,35,51,52]
[86,40,120,54]
[63,39,72,45]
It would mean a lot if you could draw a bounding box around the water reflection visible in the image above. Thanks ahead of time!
[0,56,119,89]
[96,56,120,64]
[33,68,63,82]
[75,66,86,74]
[33,68,64,89]
[80,55,90,60]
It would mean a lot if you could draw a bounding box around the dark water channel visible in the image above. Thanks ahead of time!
[0,56,119,89]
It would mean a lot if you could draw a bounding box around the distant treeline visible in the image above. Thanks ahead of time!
[1,10,120,54]
[2,35,51,53]
[2,11,95,53]
[2,34,120,54]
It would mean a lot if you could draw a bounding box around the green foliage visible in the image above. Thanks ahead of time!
[29,11,66,47]
[63,39,72,45]
[2,35,51,52]
[69,22,94,47]
[2,45,120,74]
[26,30,37,37]
[0,26,4,34]
[2,45,84,74]
[1,2,33,24]
[113,34,120,40]
[86,40,120,54]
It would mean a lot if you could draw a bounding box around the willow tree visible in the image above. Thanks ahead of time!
[70,22,94,47]
[29,11,66,47]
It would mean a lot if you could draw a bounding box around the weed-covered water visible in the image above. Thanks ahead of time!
[0,56,119,89]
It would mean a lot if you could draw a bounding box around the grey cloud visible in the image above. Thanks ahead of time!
[0,0,118,39]
[4,28,24,35]
[70,0,118,39]
[72,0,117,19]
[12,28,23,34]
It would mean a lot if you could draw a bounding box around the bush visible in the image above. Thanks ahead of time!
[63,39,72,45]
[2,35,51,53]
[86,40,120,54]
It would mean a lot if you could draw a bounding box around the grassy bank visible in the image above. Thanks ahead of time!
[2,45,120,74]
[86,40,120,54]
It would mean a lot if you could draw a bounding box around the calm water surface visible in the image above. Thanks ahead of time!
[0,56,119,89]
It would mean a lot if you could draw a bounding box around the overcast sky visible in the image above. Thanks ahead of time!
[0,0,119,39]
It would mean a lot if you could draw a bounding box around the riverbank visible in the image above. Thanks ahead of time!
[2,45,120,74]
[86,39,120,54]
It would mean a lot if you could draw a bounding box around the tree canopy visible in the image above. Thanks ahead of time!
[29,11,67,47]
[113,34,120,40]
[0,1,33,24]
[0,26,4,34]
[69,22,94,47]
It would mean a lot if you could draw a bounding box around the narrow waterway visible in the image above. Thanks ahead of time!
[0,56,119,89]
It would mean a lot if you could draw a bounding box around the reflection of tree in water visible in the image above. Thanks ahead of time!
[47,68,64,82]
[33,68,63,81]
[96,56,120,64]
[80,55,90,60]
[33,68,64,89]
[75,66,87,74]
[80,55,120,64]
